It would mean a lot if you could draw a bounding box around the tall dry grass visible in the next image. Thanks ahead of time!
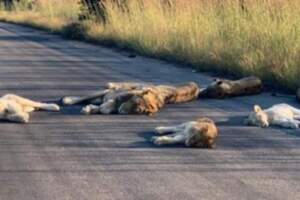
[0,0,299,90]
[0,0,79,31]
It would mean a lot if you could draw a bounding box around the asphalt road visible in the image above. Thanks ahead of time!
[0,22,300,200]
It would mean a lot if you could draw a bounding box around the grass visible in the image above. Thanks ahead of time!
[0,0,79,32]
[0,0,299,91]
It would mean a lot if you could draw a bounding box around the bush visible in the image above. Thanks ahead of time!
[61,22,87,40]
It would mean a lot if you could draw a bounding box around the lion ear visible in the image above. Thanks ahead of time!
[142,88,152,94]
[254,105,262,113]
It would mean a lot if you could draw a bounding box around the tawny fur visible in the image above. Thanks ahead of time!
[81,89,145,115]
[244,103,300,129]
[114,82,200,115]
[61,82,200,115]
[152,117,218,148]
[0,94,60,123]
[199,76,262,99]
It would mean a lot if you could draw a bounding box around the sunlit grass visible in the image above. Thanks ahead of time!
[0,0,79,31]
[0,0,299,90]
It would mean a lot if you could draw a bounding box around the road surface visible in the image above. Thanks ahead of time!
[0,22,299,200]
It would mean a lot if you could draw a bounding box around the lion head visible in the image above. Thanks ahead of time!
[118,88,163,115]
[185,118,218,148]
[199,79,232,98]
[244,105,269,128]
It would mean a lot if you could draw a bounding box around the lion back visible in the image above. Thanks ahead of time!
[232,76,263,96]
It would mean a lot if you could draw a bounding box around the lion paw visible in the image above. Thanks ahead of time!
[61,96,79,105]
[290,123,298,129]
[81,106,92,115]
[46,104,60,111]
[151,136,163,145]
[155,127,166,134]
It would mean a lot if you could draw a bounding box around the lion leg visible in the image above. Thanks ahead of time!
[152,133,185,146]
[61,96,82,105]
[23,106,35,113]
[6,112,30,123]
[294,119,300,125]
[99,100,117,114]
[3,94,59,111]
[155,122,188,134]
[81,104,101,115]
[294,115,300,120]
[273,118,299,129]
[62,89,110,105]
[290,107,300,116]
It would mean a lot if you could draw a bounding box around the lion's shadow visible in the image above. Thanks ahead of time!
[215,115,246,127]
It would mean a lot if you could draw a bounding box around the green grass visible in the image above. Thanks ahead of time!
[1,0,299,91]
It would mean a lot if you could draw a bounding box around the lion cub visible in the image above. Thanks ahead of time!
[244,103,300,129]
[0,94,60,123]
[152,118,218,148]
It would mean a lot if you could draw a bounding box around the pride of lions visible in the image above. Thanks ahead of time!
[1,76,300,148]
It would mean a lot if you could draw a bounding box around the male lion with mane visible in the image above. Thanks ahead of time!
[61,82,200,115]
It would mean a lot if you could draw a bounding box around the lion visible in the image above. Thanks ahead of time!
[151,117,218,148]
[61,82,200,115]
[0,94,60,123]
[117,87,166,115]
[244,103,300,129]
[118,82,200,115]
[81,89,146,115]
[199,76,263,99]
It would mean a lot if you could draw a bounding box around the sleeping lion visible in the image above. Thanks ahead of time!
[0,94,60,123]
[152,117,218,148]
[244,103,300,129]
[199,76,262,99]
[61,82,200,115]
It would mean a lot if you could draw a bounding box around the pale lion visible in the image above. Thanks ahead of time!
[244,103,300,129]
[152,117,218,148]
[0,94,60,123]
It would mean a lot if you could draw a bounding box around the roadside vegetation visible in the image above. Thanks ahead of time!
[0,0,299,90]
